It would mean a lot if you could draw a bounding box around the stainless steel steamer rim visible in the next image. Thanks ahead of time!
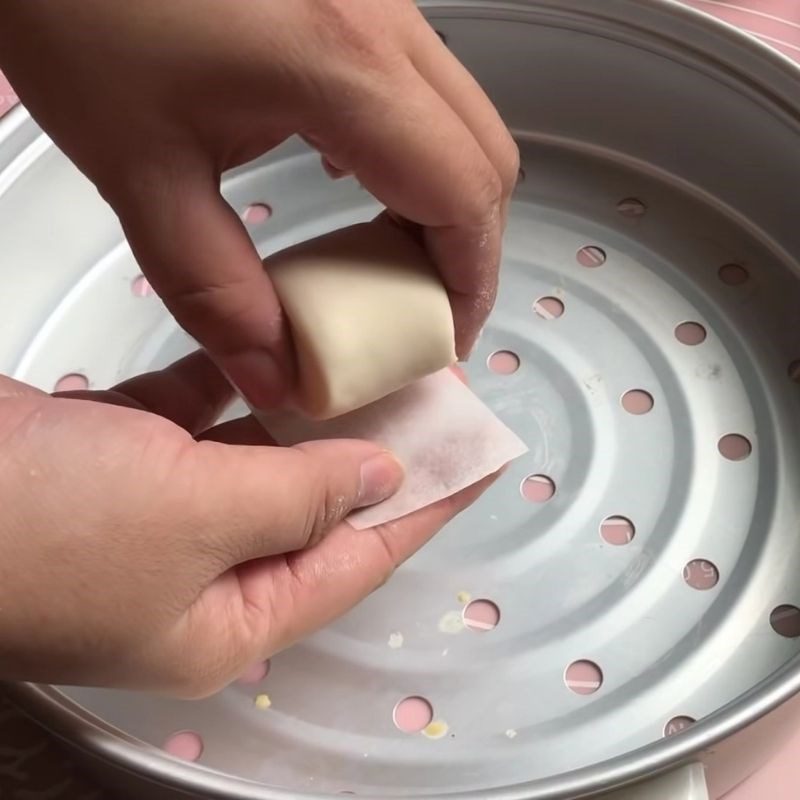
[2,1,800,799]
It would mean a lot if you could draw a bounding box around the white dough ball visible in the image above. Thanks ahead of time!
[266,221,457,420]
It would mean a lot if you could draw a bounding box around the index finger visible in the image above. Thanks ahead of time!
[305,61,504,358]
[406,14,520,224]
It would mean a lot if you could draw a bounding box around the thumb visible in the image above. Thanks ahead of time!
[115,167,293,410]
[185,439,404,563]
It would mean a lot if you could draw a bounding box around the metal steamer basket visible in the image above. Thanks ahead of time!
[2,1,800,798]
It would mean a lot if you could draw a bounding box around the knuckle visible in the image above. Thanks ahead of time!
[186,527,236,574]
[468,169,504,225]
[316,484,352,539]
[312,1,385,64]
[309,482,352,543]
[161,273,246,313]
[313,0,410,49]
[100,154,185,216]
[159,277,261,353]
[289,447,351,546]
[368,527,401,589]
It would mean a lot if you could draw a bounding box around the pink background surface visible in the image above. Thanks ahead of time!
[1,1,799,798]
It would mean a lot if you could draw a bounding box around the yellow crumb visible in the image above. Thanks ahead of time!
[456,591,472,605]
[254,693,272,710]
[422,720,449,740]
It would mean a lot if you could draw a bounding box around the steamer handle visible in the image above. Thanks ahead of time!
[600,763,709,800]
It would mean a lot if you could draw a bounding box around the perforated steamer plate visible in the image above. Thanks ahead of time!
[2,1,800,799]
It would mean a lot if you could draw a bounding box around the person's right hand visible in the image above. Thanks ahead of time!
[0,356,494,696]
[0,0,519,409]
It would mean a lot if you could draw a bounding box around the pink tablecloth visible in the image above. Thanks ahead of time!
[0,2,799,798]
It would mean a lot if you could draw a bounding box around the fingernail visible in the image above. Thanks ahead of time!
[223,349,286,410]
[358,451,405,507]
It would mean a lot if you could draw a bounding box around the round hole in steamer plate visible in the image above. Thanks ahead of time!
[600,516,635,546]
[565,661,603,695]
[683,559,719,591]
[242,203,272,224]
[621,389,654,415]
[576,246,606,268]
[237,660,270,685]
[770,605,800,638]
[488,350,520,375]
[463,599,501,632]
[718,263,749,286]
[393,697,433,733]
[533,296,565,319]
[163,731,204,762]
[616,198,647,218]
[130,274,154,297]
[788,360,800,384]
[674,322,707,346]
[718,434,752,461]
[664,716,696,737]
[520,474,556,503]
[54,373,89,392]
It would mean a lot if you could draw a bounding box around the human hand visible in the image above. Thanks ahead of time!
[0,0,519,409]
[0,356,493,695]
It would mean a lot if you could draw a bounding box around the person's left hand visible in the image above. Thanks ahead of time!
[0,355,493,695]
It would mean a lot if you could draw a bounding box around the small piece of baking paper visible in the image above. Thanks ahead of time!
[256,368,528,529]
